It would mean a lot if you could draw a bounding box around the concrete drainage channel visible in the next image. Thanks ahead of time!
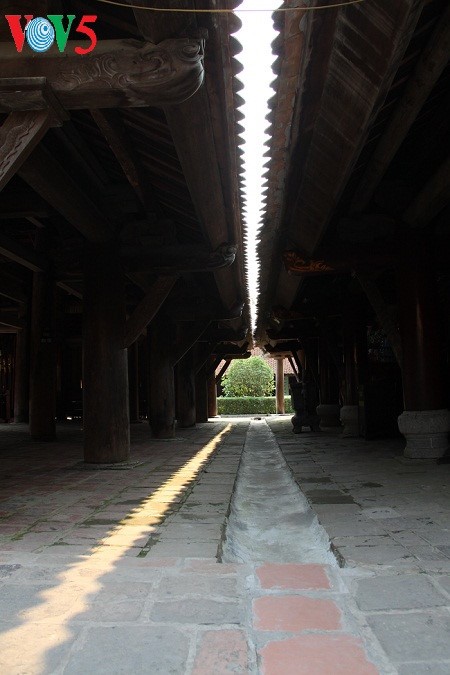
[221,418,337,565]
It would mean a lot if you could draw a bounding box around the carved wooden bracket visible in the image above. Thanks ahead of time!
[283,250,334,275]
[0,38,205,110]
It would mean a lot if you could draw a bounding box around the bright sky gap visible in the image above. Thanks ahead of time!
[234,0,283,333]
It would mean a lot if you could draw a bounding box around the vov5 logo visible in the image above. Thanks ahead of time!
[5,15,98,54]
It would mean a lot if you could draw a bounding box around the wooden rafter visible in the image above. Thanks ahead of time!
[350,4,450,214]
[90,109,161,217]
[0,232,47,272]
[19,145,112,243]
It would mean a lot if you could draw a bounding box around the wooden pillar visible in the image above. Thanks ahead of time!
[316,332,340,427]
[149,316,175,438]
[340,305,360,437]
[29,265,57,441]
[13,304,29,423]
[128,342,140,422]
[398,236,445,411]
[176,348,196,428]
[83,241,130,463]
[276,357,285,414]
[207,357,218,418]
[195,363,208,423]
[397,233,449,458]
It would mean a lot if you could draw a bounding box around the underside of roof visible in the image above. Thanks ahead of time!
[0,0,251,348]
[256,0,449,345]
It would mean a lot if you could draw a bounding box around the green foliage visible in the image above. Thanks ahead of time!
[221,356,275,397]
[217,396,293,415]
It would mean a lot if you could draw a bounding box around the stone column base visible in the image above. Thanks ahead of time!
[316,403,341,428]
[340,405,359,437]
[398,409,450,459]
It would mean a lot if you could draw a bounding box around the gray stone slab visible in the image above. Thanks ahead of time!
[150,597,243,624]
[397,663,450,675]
[355,575,448,611]
[435,575,450,593]
[0,563,21,579]
[64,626,190,674]
[368,612,450,662]
[339,544,414,566]
[156,574,237,599]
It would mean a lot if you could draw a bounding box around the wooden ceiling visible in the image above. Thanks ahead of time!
[256,0,450,345]
[0,0,251,346]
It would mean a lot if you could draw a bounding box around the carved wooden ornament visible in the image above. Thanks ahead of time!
[282,250,334,275]
[0,38,205,110]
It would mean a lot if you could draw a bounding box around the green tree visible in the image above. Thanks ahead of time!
[221,356,275,397]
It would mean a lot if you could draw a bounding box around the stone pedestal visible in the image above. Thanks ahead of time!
[317,403,341,428]
[398,409,449,459]
[340,405,359,437]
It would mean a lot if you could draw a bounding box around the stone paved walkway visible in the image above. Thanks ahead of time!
[0,418,449,673]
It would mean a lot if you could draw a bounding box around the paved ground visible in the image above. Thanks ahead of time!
[0,417,449,674]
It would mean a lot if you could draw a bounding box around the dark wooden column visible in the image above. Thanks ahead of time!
[398,235,445,411]
[207,357,218,418]
[396,233,449,458]
[128,342,140,423]
[176,348,196,428]
[340,305,360,436]
[316,331,340,427]
[195,363,209,423]
[149,316,175,438]
[29,263,57,441]
[276,357,285,414]
[13,304,29,423]
[83,241,130,462]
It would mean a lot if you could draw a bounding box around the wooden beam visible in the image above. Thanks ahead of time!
[0,313,24,329]
[124,276,177,349]
[0,271,27,303]
[123,243,236,274]
[0,232,47,272]
[0,110,52,192]
[0,38,204,110]
[215,359,231,384]
[350,3,450,214]
[166,300,243,322]
[171,321,210,367]
[90,109,161,216]
[282,249,396,275]
[403,155,450,227]
[19,145,112,243]
[56,281,83,300]
[0,188,50,219]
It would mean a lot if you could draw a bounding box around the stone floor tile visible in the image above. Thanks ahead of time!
[256,563,331,590]
[259,634,379,675]
[150,598,243,624]
[253,595,341,632]
[368,611,450,662]
[355,574,448,610]
[157,574,238,598]
[192,629,249,675]
[397,663,450,675]
[64,625,191,674]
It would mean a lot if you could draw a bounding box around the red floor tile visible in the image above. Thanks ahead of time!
[256,563,331,590]
[260,634,379,674]
[253,595,341,632]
